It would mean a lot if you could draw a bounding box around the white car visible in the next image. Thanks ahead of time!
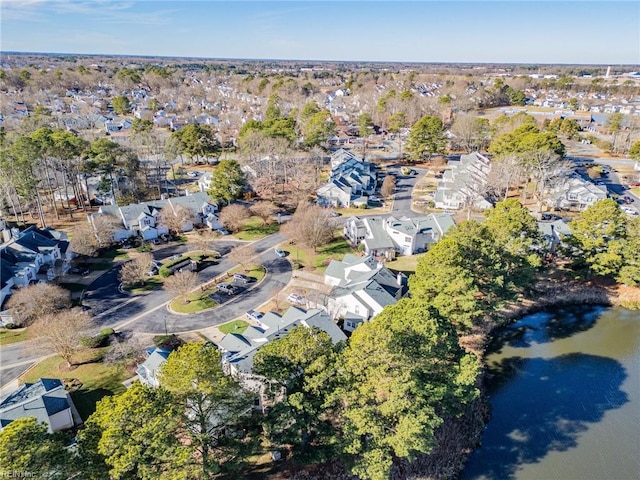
[286,293,305,305]
[246,310,263,322]
[621,206,638,216]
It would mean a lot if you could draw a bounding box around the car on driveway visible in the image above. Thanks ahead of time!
[233,273,255,284]
[218,283,240,295]
[287,292,305,305]
[246,310,263,322]
[69,266,90,276]
[274,248,286,257]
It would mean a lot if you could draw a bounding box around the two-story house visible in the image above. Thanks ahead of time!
[433,152,493,211]
[317,149,376,207]
[343,214,455,259]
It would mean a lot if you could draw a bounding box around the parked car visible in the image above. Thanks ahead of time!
[152,238,161,245]
[145,268,158,277]
[215,229,229,236]
[286,292,305,305]
[329,211,341,217]
[623,196,634,204]
[274,248,286,258]
[246,310,263,322]
[69,267,90,276]
[233,273,255,284]
[218,283,239,295]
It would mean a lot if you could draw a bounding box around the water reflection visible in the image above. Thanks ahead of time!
[464,354,628,480]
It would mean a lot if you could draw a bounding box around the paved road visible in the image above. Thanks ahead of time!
[0,341,50,388]
[84,233,290,334]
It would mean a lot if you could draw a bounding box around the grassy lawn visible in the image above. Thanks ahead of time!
[100,248,130,261]
[386,254,422,277]
[0,327,29,346]
[229,264,266,281]
[337,205,390,216]
[630,187,640,197]
[21,349,128,421]
[280,233,353,273]
[170,291,218,314]
[219,319,249,335]
[124,277,164,294]
[235,217,280,241]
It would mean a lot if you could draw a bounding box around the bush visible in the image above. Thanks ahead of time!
[4,323,18,330]
[153,334,184,350]
[80,333,111,348]
[100,327,115,336]
[358,203,368,209]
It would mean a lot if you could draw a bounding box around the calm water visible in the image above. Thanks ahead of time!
[463,306,640,480]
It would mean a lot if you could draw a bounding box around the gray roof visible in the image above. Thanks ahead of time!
[223,307,346,374]
[0,379,72,430]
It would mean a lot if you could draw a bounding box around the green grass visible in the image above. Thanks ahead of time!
[125,277,164,294]
[21,349,128,421]
[91,261,113,270]
[386,254,422,277]
[169,290,218,314]
[630,187,640,197]
[219,320,249,334]
[229,264,266,281]
[234,217,280,241]
[0,327,30,346]
[280,233,353,273]
[101,248,130,261]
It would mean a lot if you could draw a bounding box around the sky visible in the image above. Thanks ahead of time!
[1,1,639,65]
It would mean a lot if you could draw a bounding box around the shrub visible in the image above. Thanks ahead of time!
[358,203,368,209]
[4,323,18,330]
[153,334,184,350]
[100,327,115,336]
[80,333,111,348]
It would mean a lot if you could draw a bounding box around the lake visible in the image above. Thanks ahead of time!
[463,305,640,480]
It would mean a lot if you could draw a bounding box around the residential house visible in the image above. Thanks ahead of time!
[317,149,376,207]
[433,152,493,210]
[324,254,406,331]
[136,347,172,388]
[0,226,71,307]
[219,307,346,382]
[89,192,218,241]
[545,174,608,211]
[537,219,572,253]
[343,214,455,259]
[0,378,81,433]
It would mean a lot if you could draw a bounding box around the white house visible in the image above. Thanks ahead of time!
[545,175,608,211]
[0,378,81,433]
[433,152,493,210]
[136,347,172,388]
[317,149,377,207]
[343,214,455,259]
[323,254,406,331]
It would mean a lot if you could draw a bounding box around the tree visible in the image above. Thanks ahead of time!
[159,204,195,234]
[387,112,407,134]
[119,252,154,287]
[254,326,343,450]
[250,201,278,226]
[31,308,93,367]
[6,283,70,327]
[70,221,101,257]
[80,382,195,480]
[409,221,531,332]
[164,269,199,303]
[618,217,640,286]
[208,159,245,205]
[568,198,628,278]
[484,199,542,271]
[228,245,257,272]
[171,124,221,164]
[629,140,640,160]
[489,124,565,158]
[159,343,252,478]
[380,175,396,198]
[406,115,446,162]
[335,299,479,480]
[303,110,336,148]
[358,112,374,138]
[281,202,335,252]
[218,203,250,232]
[0,417,73,480]
[111,95,131,115]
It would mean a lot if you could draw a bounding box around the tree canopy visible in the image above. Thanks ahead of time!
[207,159,245,205]
[406,115,446,162]
[170,124,221,164]
[335,299,479,480]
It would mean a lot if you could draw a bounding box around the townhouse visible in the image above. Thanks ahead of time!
[433,152,493,211]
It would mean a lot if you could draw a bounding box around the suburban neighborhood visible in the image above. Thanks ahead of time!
[1,42,639,480]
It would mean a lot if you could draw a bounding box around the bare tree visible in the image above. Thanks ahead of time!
[524,149,573,213]
[70,221,100,257]
[119,252,154,287]
[250,201,278,226]
[192,228,217,256]
[163,270,199,304]
[381,175,396,198]
[160,205,195,234]
[228,245,257,272]
[103,334,146,365]
[486,154,528,201]
[6,283,71,327]
[31,308,93,367]
[281,202,335,252]
[218,204,250,233]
